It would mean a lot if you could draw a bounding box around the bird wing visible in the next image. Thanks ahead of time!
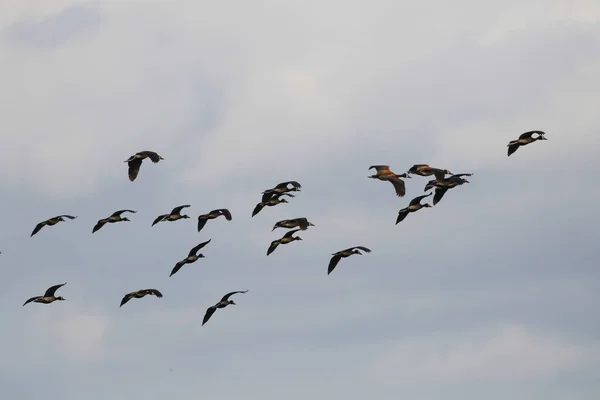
[451,173,473,178]
[92,219,107,233]
[112,209,136,217]
[120,292,135,307]
[369,165,390,172]
[30,221,47,237]
[389,178,406,197]
[518,130,543,140]
[252,203,264,217]
[146,289,163,298]
[431,168,448,181]
[507,142,520,156]
[282,228,301,238]
[261,191,275,203]
[267,240,280,256]
[197,217,208,232]
[327,254,343,275]
[171,205,190,215]
[152,214,168,226]
[275,192,295,199]
[23,296,42,306]
[221,290,249,302]
[170,260,187,277]
[127,158,143,181]
[433,187,448,205]
[44,282,66,297]
[409,193,432,206]
[202,306,217,326]
[145,151,163,163]
[57,215,77,219]
[276,181,301,190]
[189,239,211,256]
[216,208,232,221]
[352,246,371,253]
[409,164,429,173]
[295,217,309,229]
[396,209,410,224]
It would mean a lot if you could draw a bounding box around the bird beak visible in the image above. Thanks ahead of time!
[309,222,315,226]
[272,226,276,231]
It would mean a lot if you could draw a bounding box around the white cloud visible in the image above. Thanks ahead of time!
[367,324,598,383]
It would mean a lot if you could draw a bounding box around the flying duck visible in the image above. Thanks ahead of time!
[368,165,412,197]
[424,174,471,205]
[252,193,294,217]
[396,193,432,224]
[507,130,547,156]
[328,246,371,275]
[152,205,191,226]
[31,215,77,237]
[23,282,67,306]
[197,209,232,232]
[272,217,315,231]
[124,150,164,181]
[267,228,303,256]
[120,289,163,307]
[202,290,249,326]
[93,209,136,233]
[407,164,453,177]
[261,181,302,203]
[170,239,211,277]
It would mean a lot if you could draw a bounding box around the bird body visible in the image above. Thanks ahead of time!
[423,174,471,205]
[170,239,211,276]
[396,193,432,224]
[507,130,547,156]
[272,217,315,231]
[202,290,248,326]
[125,150,164,181]
[261,181,302,203]
[31,215,77,237]
[120,289,163,307]
[328,246,371,275]
[93,209,136,233]
[152,205,191,226]
[23,282,67,306]
[267,228,303,255]
[368,165,411,197]
[252,193,293,217]
[197,209,232,232]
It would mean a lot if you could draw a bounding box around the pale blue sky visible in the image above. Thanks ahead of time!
[1,1,600,399]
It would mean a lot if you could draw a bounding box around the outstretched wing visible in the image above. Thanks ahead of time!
[92,219,107,233]
[409,193,432,206]
[282,228,301,238]
[408,164,429,173]
[431,168,448,181]
[197,217,208,232]
[112,209,136,217]
[170,260,187,277]
[120,292,135,307]
[57,215,77,219]
[188,239,211,256]
[143,151,163,163]
[215,208,232,221]
[202,305,217,326]
[171,205,190,215]
[127,158,143,181]
[145,289,163,298]
[507,142,520,156]
[275,181,301,190]
[351,246,371,253]
[327,254,343,275]
[44,282,66,297]
[295,217,310,230]
[267,240,279,256]
[31,221,47,237]
[451,173,473,178]
[252,203,264,217]
[221,290,249,302]
[433,187,448,205]
[23,296,42,306]
[389,178,406,197]
[152,214,168,226]
[519,130,544,140]
[369,165,390,172]
[396,209,410,225]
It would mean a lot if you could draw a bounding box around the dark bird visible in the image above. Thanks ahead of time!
[152,205,191,226]
[202,290,248,326]
[396,193,433,224]
[267,228,302,256]
[23,282,67,306]
[92,209,136,233]
[328,246,371,275]
[197,209,232,232]
[124,150,164,181]
[170,239,211,277]
[120,289,163,307]
[424,173,472,205]
[261,181,302,203]
[507,130,547,156]
[272,217,315,231]
[31,215,77,237]
[368,165,412,197]
[252,193,294,217]
[424,169,473,191]
[407,164,453,177]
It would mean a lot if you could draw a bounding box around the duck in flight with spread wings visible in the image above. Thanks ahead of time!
[23,282,67,306]
[202,290,249,326]
[368,165,411,197]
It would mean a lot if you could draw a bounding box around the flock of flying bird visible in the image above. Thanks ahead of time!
[17,130,548,327]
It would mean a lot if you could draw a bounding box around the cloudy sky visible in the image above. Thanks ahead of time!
[1,0,600,399]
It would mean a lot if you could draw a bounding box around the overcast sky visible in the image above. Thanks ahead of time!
[1,1,600,399]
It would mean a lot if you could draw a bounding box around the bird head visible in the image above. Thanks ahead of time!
[272,222,282,231]
[539,135,548,140]
[280,199,289,204]
[353,250,362,255]
[229,300,236,305]
[423,203,433,208]
[443,169,453,175]
[182,215,190,219]
[308,222,315,227]
[159,155,165,160]
[199,254,205,258]
[122,217,131,222]
[56,296,66,301]
[398,173,412,179]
